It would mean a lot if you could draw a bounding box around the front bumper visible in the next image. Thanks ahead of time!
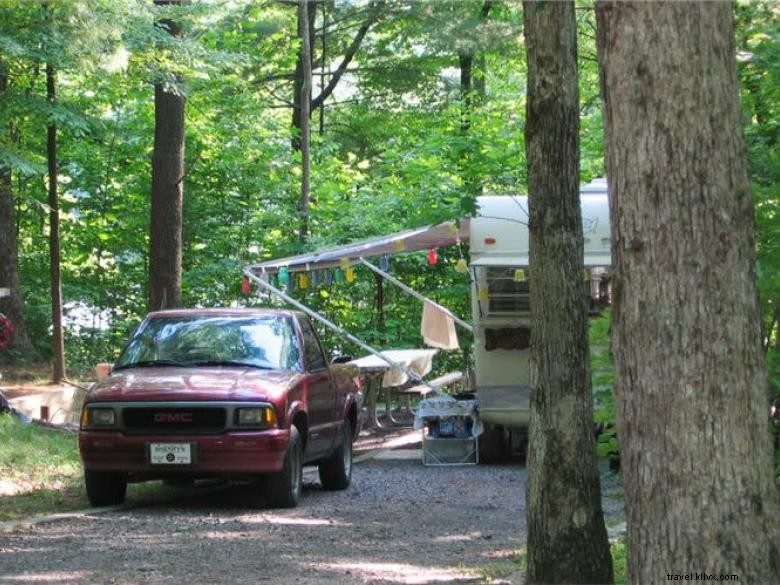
[79,428,290,476]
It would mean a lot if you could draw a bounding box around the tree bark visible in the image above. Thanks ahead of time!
[523,2,612,584]
[0,61,35,359]
[149,2,184,311]
[46,62,66,382]
[291,0,316,153]
[596,2,780,583]
[298,0,312,243]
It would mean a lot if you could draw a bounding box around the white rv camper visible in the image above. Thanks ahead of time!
[468,178,611,458]
[244,178,611,462]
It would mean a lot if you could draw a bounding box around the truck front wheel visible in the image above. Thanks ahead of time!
[266,426,303,508]
[84,470,127,506]
[318,421,352,491]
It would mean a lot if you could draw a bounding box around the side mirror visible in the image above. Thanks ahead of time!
[95,362,114,380]
[331,355,354,364]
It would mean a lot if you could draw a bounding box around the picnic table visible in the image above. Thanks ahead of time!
[347,349,438,427]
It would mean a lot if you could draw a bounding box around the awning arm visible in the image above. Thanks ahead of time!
[243,269,435,390]
[358,258,473,333]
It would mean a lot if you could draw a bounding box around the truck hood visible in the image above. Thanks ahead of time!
[87,366,301,403]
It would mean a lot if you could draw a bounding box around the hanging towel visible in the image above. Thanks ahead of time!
[421,300,459,350]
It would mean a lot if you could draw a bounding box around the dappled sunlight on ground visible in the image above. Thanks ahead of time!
[0,571,88,583]
[432,530,484,543]
[483,548,522,560]
[0,437,580,584]
[239,513,352,527]
[316,560,478,584]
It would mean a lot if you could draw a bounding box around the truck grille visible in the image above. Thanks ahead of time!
[122,407,227,435]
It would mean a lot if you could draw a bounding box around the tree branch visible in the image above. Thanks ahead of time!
[311,0,385,110]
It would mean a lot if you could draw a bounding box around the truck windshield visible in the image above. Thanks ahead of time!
[114,315,301,371]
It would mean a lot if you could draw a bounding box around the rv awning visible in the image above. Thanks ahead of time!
[247,220,470,276]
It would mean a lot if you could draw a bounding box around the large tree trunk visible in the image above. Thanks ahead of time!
[149,2,184,311]
[523,2,612,584]
[0,61,34,359]
[596,2,780,583]
[46,62,66,382]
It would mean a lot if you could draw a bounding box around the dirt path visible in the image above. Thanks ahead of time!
[0,429,623,585]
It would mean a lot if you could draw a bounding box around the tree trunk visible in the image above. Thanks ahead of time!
[596,2,780,583]
[458,50,478,198]
[298,0,312,244]
[458,0,492,198]
[523,2,612,584]
[0,61,35,359]
[149,3,184,311]
[293,1,383,152]
[459,50,473,135]
[374,271,385,334]
[46,62,66,382]
[474,53,487,96]
[474,0,493,97]
[318,1,327,135]
[291,0,316,153]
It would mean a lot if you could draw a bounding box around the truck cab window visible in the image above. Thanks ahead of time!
[299,318,326,372]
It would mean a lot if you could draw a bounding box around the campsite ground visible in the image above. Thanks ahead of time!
[0,376,625,585]
[0,432,624,585]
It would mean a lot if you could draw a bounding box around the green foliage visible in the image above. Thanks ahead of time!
[477,548,525,583]
[0,0,776,408]
[0,415,81,478]
[0,415,210,520]
[611,540,628,585]
[735,2,780,477]
[590,310,618,460]
[0,414,82,520]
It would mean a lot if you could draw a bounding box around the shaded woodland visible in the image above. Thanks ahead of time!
[1,2,779,582]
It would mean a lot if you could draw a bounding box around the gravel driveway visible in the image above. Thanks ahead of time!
[0,430,623,585]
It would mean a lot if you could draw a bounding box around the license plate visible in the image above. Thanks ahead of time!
[150,443,192,465]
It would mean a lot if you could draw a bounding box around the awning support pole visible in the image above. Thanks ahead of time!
[243,270,434,390]
[358,258,473,333]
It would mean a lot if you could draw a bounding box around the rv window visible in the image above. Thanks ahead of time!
[487,267,530,315]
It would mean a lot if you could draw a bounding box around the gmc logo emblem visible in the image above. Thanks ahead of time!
[154,413,193,423]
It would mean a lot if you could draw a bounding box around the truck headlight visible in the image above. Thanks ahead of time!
[81,406,117,429]
[235,406,276,428]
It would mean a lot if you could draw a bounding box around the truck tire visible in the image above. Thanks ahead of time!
[318,421,353,491]
[266,426,303,508]
[84,470,127,506]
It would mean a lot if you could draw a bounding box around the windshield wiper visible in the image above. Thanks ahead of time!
[113,359,187,371]
[189,360,274,370]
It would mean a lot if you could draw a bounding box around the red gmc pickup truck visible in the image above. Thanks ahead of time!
[78,308,362,508]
